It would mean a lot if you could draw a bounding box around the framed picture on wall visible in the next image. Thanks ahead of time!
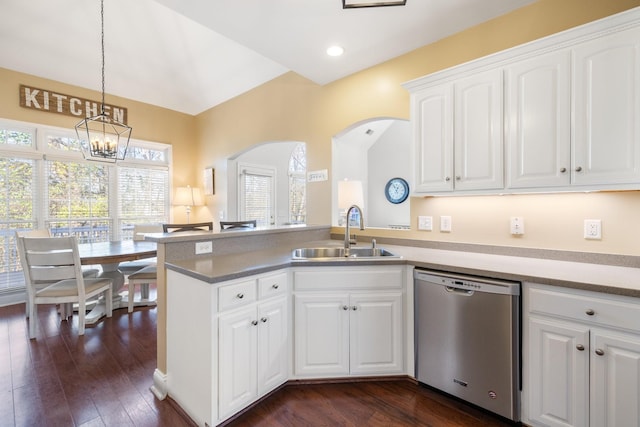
[204,167,215,195]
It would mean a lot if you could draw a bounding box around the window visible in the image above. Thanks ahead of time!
[288,143,306,224]
[0,118,170,294]
[239,164,275,226]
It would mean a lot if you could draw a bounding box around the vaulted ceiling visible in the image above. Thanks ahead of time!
[0,0,535,115]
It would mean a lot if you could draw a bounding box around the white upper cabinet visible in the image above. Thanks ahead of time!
[405,8,640,195]
[505,50,572,189]
[573,27,640,186]
[412,85,454,192]
[454,69,504,191]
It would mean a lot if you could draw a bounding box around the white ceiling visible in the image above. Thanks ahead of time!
[0,0,535,115]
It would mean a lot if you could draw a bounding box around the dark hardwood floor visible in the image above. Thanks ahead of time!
[0,301,514,427]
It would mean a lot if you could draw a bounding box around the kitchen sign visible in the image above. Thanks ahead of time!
[19,84,128,124]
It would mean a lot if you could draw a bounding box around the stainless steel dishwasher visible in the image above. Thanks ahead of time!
[414,269,520,422]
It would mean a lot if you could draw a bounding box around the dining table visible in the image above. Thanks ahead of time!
[78,240,157,325]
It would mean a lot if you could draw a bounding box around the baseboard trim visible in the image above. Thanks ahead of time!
[150,368,168,400]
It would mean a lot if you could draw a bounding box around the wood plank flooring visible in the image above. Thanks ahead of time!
[0,302,515,427]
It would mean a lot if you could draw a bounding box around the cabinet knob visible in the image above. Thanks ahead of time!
[595,348,605,356]
[236,293,244,299]
[576,344,585,351]
[585,309,595,316]
[445,177,451,182]
[455,176,461,181]
[342,305,349,311]
[251,320,258,326]
[272,284,279,289]
[351,306,358,311]
[575,166,583,172]
[260,317,268,323]
[560,167,567,173]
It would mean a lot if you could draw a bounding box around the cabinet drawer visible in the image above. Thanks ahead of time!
[258,272,287,299]
[528,286,640,332]
[294,266,403,291]
[218,279,257,311]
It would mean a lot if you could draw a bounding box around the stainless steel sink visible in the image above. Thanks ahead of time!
[292,247,400,260]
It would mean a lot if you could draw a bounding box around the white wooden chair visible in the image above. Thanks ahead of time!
[16,236,113,339]
[122,224,162,312]
[15,229,99,318]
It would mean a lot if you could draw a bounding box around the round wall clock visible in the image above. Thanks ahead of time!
[384,177,409,204]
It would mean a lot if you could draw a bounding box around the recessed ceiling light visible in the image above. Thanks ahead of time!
[326,45,345,57]
[342,0,406,8]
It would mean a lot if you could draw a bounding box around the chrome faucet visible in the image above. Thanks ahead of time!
[344,204,365,255]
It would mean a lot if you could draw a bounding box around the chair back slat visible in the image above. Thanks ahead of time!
[29,265,77,282]
[26,250,74,267]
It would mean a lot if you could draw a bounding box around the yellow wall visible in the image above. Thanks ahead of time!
[194,0,640,256]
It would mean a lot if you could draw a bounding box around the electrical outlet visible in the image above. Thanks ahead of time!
[584,219,602,240]
[510,217,525,235]
[418,216,433,231]
[440,216,452,232]
[195,241,213,254]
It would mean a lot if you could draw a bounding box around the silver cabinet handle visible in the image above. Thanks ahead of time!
[445,177,451,182]
[261,317,268,323]
[251,320,258,326]
[342,305,349,310]
[560,167,567,173]
[351,306,358,311]
[585,309,595,316]
[595,348,605,356]
[576,344,585,351]
[236,293,244,299]
[575,166,583,172]
[272,284,279,289]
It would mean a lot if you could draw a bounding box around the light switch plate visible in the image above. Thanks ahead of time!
[440,216,452,232]
[510,217,524,235]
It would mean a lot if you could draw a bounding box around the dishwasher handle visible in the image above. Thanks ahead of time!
[445,286,474,296]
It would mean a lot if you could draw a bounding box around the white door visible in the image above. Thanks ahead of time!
[349,292,403,375]
[257,296,288,395]
[591,330,640,427]
[505,50,571,189]
[412,84,454,192]
[454,68,504,191]
[294,293,350,376]
[573,27,640,186]
[218,306,258,419]
[528,317,589,427]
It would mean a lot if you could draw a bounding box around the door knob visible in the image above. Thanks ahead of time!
[576,344,585,351]
[342,305,349,310]
[560,167,567,173]
[260,317,268,323]
[595,348,605,356]
[236,293,244,299]
[575,166,583,172]
[251,320,258,326]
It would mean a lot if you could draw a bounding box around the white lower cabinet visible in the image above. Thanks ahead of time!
[166,269,289,427]
[218,295,288,419]
[293,266,405,377]
[524,283,640,427]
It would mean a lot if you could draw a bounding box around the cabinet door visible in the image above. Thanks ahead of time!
[350,292,403,375]
[591,331,640,427]
[528,317,589,427]
[257,296,288,396]
[454,68,504,191]
[218,306,258,419]
[506,50,571,188]
[412,84,454,192]
[294,293,350,376]
[573,27,640,186]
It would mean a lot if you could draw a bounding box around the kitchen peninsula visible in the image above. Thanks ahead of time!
[146,225,640,426]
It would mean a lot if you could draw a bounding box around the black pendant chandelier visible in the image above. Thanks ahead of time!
[75,0,131,163]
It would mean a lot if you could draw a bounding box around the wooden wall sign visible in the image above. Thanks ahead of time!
[19,84,128,125]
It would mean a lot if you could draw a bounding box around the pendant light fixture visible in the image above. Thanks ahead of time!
[75,0,131,163]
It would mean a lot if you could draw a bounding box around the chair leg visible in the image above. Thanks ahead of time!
[105,287,113,318]
[77,301,85,336]
[128,280,135,313]
[29,302,37,339]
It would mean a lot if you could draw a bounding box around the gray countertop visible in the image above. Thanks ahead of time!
[165,240,640,298]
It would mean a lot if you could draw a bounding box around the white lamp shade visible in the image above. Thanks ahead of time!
[173,186,204,207]
[338,180,364,209]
